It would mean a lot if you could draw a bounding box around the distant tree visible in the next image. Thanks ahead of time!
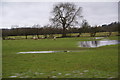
[78,19,90,37]
[50,2,82,37]
[101,22,119,36]
[107,22,118,36]
[2,29,8,40]
[11,25,19,36]
[32,24,41,39]
[89,26,100,37]
[21,28,29,39]
[81,20,90,32]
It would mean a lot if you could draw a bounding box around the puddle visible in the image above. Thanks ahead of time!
[17,50,79,54]
[79,39,120,48]
[17,38,119,54]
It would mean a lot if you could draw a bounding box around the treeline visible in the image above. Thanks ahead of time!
[1,22,119,40]
[2,27,62,39]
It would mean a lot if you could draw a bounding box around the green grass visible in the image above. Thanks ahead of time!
[2,36,119,78]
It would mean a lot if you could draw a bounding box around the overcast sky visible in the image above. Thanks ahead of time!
[0,1,118,29]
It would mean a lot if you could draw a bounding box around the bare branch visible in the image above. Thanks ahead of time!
[50,3,83,37]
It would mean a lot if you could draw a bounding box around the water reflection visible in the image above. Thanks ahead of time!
[17,51,60,54]
[17,50,78,54]
[79,39,119,48]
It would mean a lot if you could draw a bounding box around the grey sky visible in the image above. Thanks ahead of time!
[0,2,118,28]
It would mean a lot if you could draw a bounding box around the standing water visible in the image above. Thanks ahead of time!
[78,39,119,48]
[17,51,80,54]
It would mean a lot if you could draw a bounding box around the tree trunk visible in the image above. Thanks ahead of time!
[37,34,40,39]
[44,34,47,38]
[62,27,67,37]
[25,35,27,39]
[78,33,82,37]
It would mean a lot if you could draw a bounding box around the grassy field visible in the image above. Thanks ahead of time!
[2,36,119,78]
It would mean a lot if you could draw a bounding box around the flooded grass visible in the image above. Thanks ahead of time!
[17,50,79,54]
[17,37,120,54]
[78,39,119,48]
[2,36,119,78]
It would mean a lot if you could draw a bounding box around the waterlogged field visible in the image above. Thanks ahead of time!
[2,36,119,78]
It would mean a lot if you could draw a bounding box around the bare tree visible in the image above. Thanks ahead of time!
[81,19,90,33]
[78,19,90,37]
[50,3,82,37]
[89,26,100,37]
